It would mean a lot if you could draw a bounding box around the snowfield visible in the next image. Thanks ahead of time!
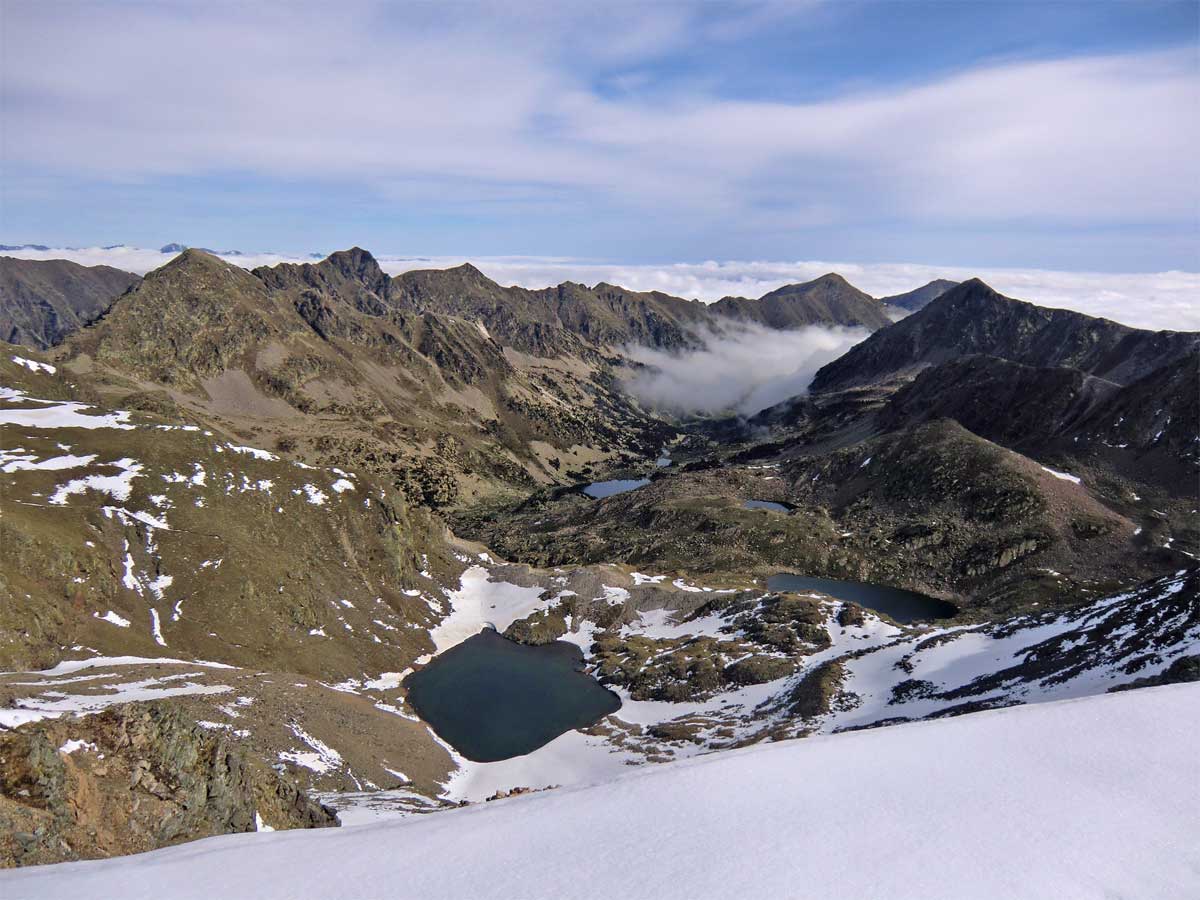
[4,685,1197,900]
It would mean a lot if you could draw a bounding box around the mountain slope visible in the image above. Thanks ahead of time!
[877,350,1200,488]
[811,278,1199,392]
[710,273,892,330]
[0,257,140,349]
[877,354,1120,449]
[52,250,674,505]
[5,685,1195,899]
[0,351,455,674]
[878,277,958,311]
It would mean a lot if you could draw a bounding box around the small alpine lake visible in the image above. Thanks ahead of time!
[767,574,957,624]
[582,478,650,498]
[405,629,621,763]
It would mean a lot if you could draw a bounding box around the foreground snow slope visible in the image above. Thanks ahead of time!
[5,685,1197,900]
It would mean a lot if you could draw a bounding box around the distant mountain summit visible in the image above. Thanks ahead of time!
[160,242,244,256]
[0,256,140,349]
[878,278,958,312]
[811,277,1199,392]
[710,273,892,330]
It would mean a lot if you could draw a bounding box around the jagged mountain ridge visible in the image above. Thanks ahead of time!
[389,262,716,356]
[40,246,938,503]
[810,278,1199,392]
[0,257,140,350]
[0,247,907,359]
[53,249,675,505]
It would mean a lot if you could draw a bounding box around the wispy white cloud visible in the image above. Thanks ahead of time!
[5,244,1196,331]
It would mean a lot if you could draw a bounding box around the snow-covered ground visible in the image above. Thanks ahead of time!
[426,565,548,653]
[5,685,1196,900]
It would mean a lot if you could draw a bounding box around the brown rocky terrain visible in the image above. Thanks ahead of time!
[0,257,140,350]
[457,419,1185,617]
[1,251,1196,870]
[48,250,675,506]
[0,702,337,867]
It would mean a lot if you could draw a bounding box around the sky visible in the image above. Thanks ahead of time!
[1,1,1197,273]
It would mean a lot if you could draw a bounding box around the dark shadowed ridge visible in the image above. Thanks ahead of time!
[878,278,959,311]
[0,256,141,349]
[810,278,1200,392]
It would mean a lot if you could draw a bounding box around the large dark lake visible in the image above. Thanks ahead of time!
[405,629,621,762]
[767,574,957,624]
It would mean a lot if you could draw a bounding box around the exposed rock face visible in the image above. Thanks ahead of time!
[710,273,893,331]
[503,608,568,645]
[1065,348,1199,463]
[0,256,140,349]
[0,702,337,868]
[811,278,1199,392]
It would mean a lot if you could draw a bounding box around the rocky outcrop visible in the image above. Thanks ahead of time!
[788,660,848,719]
[0,702,337,868]
[1110,655,1199,692]
[504,609,569,645]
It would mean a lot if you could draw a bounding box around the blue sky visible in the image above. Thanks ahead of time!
[2,1,1197,270]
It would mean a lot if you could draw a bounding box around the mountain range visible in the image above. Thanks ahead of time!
[0,244,1195,870]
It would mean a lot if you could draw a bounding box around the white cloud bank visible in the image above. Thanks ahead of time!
[621,323,869,416]
[4,244,1198,332]
[0,4,1196,252]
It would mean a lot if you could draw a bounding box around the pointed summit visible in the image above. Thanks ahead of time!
[811,278,1196,393]
[879,279,958,312]
[712,272,891,331]
[156,247,228,271]
[319,247,386,286]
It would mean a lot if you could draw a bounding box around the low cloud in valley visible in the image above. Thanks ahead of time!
[621,323,869,416]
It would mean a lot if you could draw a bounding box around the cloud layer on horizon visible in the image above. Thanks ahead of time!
[1,2,1196,268]
[3,244,1197,332]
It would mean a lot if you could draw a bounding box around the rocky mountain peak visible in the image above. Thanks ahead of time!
[316,247,388,289]
[156,246,237,275]
[811,277,1198,392]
